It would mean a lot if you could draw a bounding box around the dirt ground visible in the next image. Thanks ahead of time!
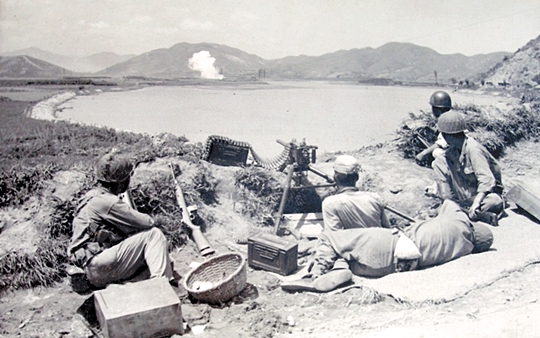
[2,137,540,338]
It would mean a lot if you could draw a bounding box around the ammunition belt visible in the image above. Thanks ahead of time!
[201,135,293,170]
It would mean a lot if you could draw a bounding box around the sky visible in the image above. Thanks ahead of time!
[1,0,539,59]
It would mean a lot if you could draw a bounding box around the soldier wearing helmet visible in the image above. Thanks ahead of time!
[432,111,504,220]
[68,151,174,290]
[415,91,453,163]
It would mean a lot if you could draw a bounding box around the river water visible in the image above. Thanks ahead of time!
[58,81,504,157]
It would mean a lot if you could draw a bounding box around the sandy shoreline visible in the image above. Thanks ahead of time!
[29,91,77,120]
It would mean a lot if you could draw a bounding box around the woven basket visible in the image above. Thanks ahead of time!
[182,253,247,304]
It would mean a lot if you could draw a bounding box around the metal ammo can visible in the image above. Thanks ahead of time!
[247,232,298,276]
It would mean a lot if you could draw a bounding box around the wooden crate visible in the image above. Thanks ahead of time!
[506,184,540,222]
[94,278,183,338]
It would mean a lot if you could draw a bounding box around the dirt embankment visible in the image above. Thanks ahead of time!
[1,86,540,337]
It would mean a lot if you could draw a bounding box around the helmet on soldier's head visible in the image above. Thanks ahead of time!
[437,111,466,134]
[95,152,133,183]
[429,91,452,108]
[472,222,494,253]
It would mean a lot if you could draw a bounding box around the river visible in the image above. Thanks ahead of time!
[58,81,506,157]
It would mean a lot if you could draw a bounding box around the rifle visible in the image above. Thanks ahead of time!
[384,205,417,223]
[169,163,215,256]
[119,190,136,210]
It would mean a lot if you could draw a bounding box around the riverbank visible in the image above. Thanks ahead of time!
[27,91,77,120]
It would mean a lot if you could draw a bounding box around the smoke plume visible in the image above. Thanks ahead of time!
[188,51,224,79]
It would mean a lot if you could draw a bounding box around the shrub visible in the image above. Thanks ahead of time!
[234,166,283,225]
[394,102,540,162]
[0,163,57,208]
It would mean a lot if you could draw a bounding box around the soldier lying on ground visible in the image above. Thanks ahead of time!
[282,199,493,292]
[68,151,175,289]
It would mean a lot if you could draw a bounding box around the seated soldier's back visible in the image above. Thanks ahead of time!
[322,191,386,231]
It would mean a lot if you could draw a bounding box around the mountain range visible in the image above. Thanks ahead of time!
[1,47,135,74]
[0,55,73,78]
[0,42,512,84]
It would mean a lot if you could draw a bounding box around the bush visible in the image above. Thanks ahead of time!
[0,163,57,208]
[394,102,540,162]
[234,166,283,225]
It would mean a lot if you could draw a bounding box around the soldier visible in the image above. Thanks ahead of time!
[68,151,174,289]
[281,200,493,292]
[433,111,504,219]
[415,91,453,163]
[322,155,391,231]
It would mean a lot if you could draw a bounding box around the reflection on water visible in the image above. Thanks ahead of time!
[59,81,505,157]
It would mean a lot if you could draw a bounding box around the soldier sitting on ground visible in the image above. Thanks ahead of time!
[432,111,505,219]
[68,151,175,289]
[322,155,391,231]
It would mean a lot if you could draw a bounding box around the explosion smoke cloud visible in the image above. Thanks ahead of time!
[188,51,224,80]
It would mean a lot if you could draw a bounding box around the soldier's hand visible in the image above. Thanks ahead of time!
[468,203,481,221]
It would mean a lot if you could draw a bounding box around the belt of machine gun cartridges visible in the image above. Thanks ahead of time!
[202,135,292,169]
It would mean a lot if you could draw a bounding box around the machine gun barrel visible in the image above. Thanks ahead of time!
[169,163,215,256]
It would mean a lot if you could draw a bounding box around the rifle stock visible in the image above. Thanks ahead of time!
[169,163,215,256]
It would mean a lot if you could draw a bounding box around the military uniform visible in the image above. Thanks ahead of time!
[432,136,504,214]
[310,200,490,278]
[68,187,172,288]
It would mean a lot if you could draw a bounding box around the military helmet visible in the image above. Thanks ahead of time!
[437,111,466,134]
[472,222,494,253]
[429,91,452,108]
[95,152,133,183]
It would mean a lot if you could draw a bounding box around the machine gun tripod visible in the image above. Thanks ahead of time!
[273,138,336,236]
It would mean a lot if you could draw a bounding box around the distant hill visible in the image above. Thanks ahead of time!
[98,42,266,79]
[99,42,508,83]
[266,42,509,83]
[0,55,73,78]
[0,43,511,83]
[481,34,540,88]
[1,48,135,73]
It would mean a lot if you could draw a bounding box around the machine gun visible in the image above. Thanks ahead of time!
[273,139,335,236]
[272,139,425,234]
[169,163,215,256]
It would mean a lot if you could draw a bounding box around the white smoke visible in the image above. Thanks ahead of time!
[188,50,224,79]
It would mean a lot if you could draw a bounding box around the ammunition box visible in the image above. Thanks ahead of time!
[248,233,298,276]
[506,184,540,222]
[206,139,250,166]
[94,278,183,338]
